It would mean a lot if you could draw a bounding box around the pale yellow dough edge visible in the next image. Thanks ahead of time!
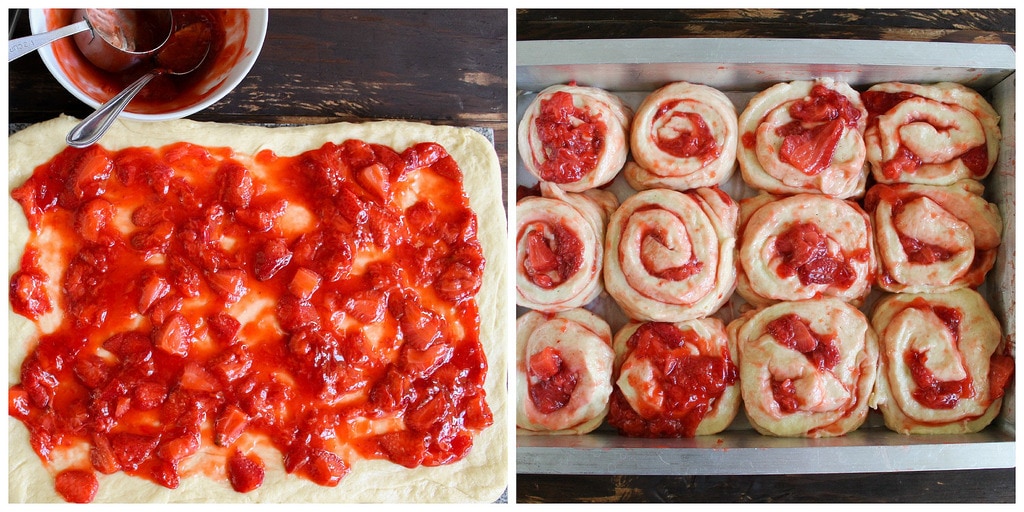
[7,115,508,503]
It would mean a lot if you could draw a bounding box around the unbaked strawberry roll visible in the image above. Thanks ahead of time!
[737,78,869,199]
[518,83,632,192]
[516,183,619,312]
[736,193,875,307]
[870,289,1013,434]
[729,298,879,437]
[516,308,616,435]
[625,81,738,191]
[865,180,1002,294]
[608,318,741,437]
[863,81,1001,185]
[604,187,738,322]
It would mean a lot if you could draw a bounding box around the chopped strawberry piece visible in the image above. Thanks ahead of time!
[9,266,51,320]
[153,313,194,357]
[989,353,1015,400]
[289,267,322,301]
[110,432,159,471]
[180,362,218,392]
[216,161,254,210]
[345,289,387,323]
[228,449,265,493]
[132,381,168,410]
[253,238,293,281]
[356,162,392,201]
[882,145,923,180]
[526,231,559,273]
[90,433,121,474]
[207,313,242,344]
[63,147,113,207]
[209,343,253,382]
[74,354,112,388]
[54,469,99,503]
[215,405,251,447]
[157,429,200,462]
[779,119,844,175]
[74,198,115,244]
[304,449,349,487]
[138,273,171,314]
[528,346,564,380]
[205,268,248,304]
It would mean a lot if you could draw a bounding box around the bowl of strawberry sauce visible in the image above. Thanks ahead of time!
[29,8,267,120]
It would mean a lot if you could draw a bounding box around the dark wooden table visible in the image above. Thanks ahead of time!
[515,8,1015,504]
[8,7,509,503]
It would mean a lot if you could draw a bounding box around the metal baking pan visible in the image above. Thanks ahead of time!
[515,38,1016,475]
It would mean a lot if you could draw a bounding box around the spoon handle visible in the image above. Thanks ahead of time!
[8,19,90,62]
[66,72,157,148]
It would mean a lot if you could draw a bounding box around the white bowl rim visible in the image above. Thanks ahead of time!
[28,8,268,121]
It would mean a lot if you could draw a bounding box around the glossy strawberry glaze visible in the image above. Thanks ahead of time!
[9,138,491,501]
[534,91,607,183]
[608,322,738,437]
[652,100,720,162]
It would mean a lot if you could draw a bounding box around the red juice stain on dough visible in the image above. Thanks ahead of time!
[652,100,720,163]
[864,185,956,264]
[765,313,840,413]
[903,298,973,409]
[773,222,856,288]
[534,90,607,184]
[861,89,989,179]
[607,322,738,437]
[9,139,491,502]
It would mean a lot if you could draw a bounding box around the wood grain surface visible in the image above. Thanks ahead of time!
[515,8,1015,504]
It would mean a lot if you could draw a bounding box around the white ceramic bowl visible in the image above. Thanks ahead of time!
[29,8,268,121]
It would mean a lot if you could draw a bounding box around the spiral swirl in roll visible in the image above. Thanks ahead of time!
[865,180,1002,294]
[608,318,740,437]
[729,298,879,437]
[625,81,738,191]
[516,183,619,312]
[870,289,1013,434]
[736,193,875,307]
[518,83,632,192]
[604,187,738,322]
[863,81,1001,185]
[738,78,869,199]
[516,308,615,435]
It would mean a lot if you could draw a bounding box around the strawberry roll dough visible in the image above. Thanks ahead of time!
[736,193,876,307]
[738,78,869,199]
[608,318,741,437]
[516,183,618,312]
[603,187,738,322]
[870,289,1013,434]
[863,82,1001,186]
[865,180,1002,294]
[729,298,879,437]
[626,81,738,191]
[516,308,615,435]
[518,83,632,192]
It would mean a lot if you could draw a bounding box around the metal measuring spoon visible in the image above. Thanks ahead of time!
[66,21,213,148]
[9,9,172,72]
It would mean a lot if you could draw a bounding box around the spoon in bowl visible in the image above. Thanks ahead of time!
[66,21,213,148]
[9,9,172,72]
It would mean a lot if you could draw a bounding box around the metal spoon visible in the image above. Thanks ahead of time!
[66,22,213,148]
[9,9,172,72]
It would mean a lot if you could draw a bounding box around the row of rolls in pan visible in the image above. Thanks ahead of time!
[514,78,1013,438]
[517,291,1012,437]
